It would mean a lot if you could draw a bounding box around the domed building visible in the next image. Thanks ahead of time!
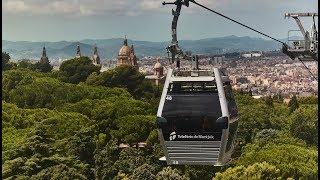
[117,36,138,69]
[40,46,50,64]
[153,59,164,77]
[145,59,165,86]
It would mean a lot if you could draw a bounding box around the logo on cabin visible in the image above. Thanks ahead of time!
[169,132,176,141]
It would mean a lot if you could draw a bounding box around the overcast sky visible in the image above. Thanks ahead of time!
[2,0,318,42]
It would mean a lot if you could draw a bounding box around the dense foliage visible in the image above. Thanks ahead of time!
[86,65,158,99]
[2,52,16,70]
[58,56,101,84]
[35,60,53,73]
[2,54,318,179]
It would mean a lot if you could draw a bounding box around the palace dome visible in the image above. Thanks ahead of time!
[118,37,131,56]
[154,61,162,69]
[119,45,131,56]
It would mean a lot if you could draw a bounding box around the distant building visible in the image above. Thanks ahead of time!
[92,45,101,66]
[252,95,262,99]
[145,59,165,86]
[40,46,50,64]
[117,36,138,69]
[211,56,224,65]
[75,43,81,58]
[242,52,262,58]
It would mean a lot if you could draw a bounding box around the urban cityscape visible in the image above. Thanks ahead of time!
[43,39,318,99]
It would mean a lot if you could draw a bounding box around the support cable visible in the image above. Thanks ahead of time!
[297,58,318,81]
[189,0,286,45]
[189,0,317,81]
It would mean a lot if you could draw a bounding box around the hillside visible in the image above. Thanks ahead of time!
[2,35,282,61]
[2,61,318,179]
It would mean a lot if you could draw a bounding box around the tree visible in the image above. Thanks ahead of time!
[35,61,53,73]
[86,65,157,98]
[4,71,130,109]
[298,96,318,104]
[94,140,120,179]
[114,147,146,175]
[253,129,279,146]
[184,165,215,180]
[273,93,283,103]
[2,52,15,70]
[17,59,36,70]
[156,167,187,180]
[30,164,87,180]
[111,115,156,146]
[288,95,299,113]
[248,89,253,96]
[130,164,156,180]
[236,135,318,179]
[214,162,281,180]
[265,95,273,107]
[58,56,100,84]
[289,105,318,145]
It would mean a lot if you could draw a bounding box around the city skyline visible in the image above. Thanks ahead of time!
[3,0,318,42]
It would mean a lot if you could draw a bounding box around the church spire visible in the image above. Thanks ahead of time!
[40,45,49,63]
[42,45,47,58]
[130,44,135,54]
[92,44,101,65]
[93,44,98,55]
[123,35,128,46]
[75,43,81,58]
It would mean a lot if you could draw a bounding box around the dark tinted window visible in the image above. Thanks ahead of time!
[168,81,218,93]
[223,82,238,119]
[162,94,222,117]
[164,115,220,133]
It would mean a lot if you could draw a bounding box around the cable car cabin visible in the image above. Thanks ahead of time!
[156,68,238,166]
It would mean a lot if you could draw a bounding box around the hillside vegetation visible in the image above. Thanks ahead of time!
[2,53,318,179]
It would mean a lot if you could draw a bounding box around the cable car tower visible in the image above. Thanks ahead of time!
[282,13,318,61]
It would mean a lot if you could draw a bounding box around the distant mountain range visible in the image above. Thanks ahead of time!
[3,35,291,61]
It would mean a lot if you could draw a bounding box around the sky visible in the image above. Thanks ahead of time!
[2,0,318,42]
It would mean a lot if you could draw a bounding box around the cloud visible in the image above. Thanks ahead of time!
[3,0,79,16]
[3,0,317,17]
[2,0,234,16]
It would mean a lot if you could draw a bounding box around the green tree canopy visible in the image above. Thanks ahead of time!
[214,162,281,180]
[288,95,299,113]
[264,95,274,107]
[237,133,317,179]
[130,164,156,180]
[156,167,188,180]
[289,105,318,145]
[86,65,156,98]
[58,56,100,84]
[35,61,53,73]
[111,115,156,145]
[17,59,36,70]
[2,52,15,70]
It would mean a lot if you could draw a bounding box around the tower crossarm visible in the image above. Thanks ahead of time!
[284,13,318,18]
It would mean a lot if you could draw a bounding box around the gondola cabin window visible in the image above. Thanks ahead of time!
[168,81,218,93]
[223,81,238,119]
